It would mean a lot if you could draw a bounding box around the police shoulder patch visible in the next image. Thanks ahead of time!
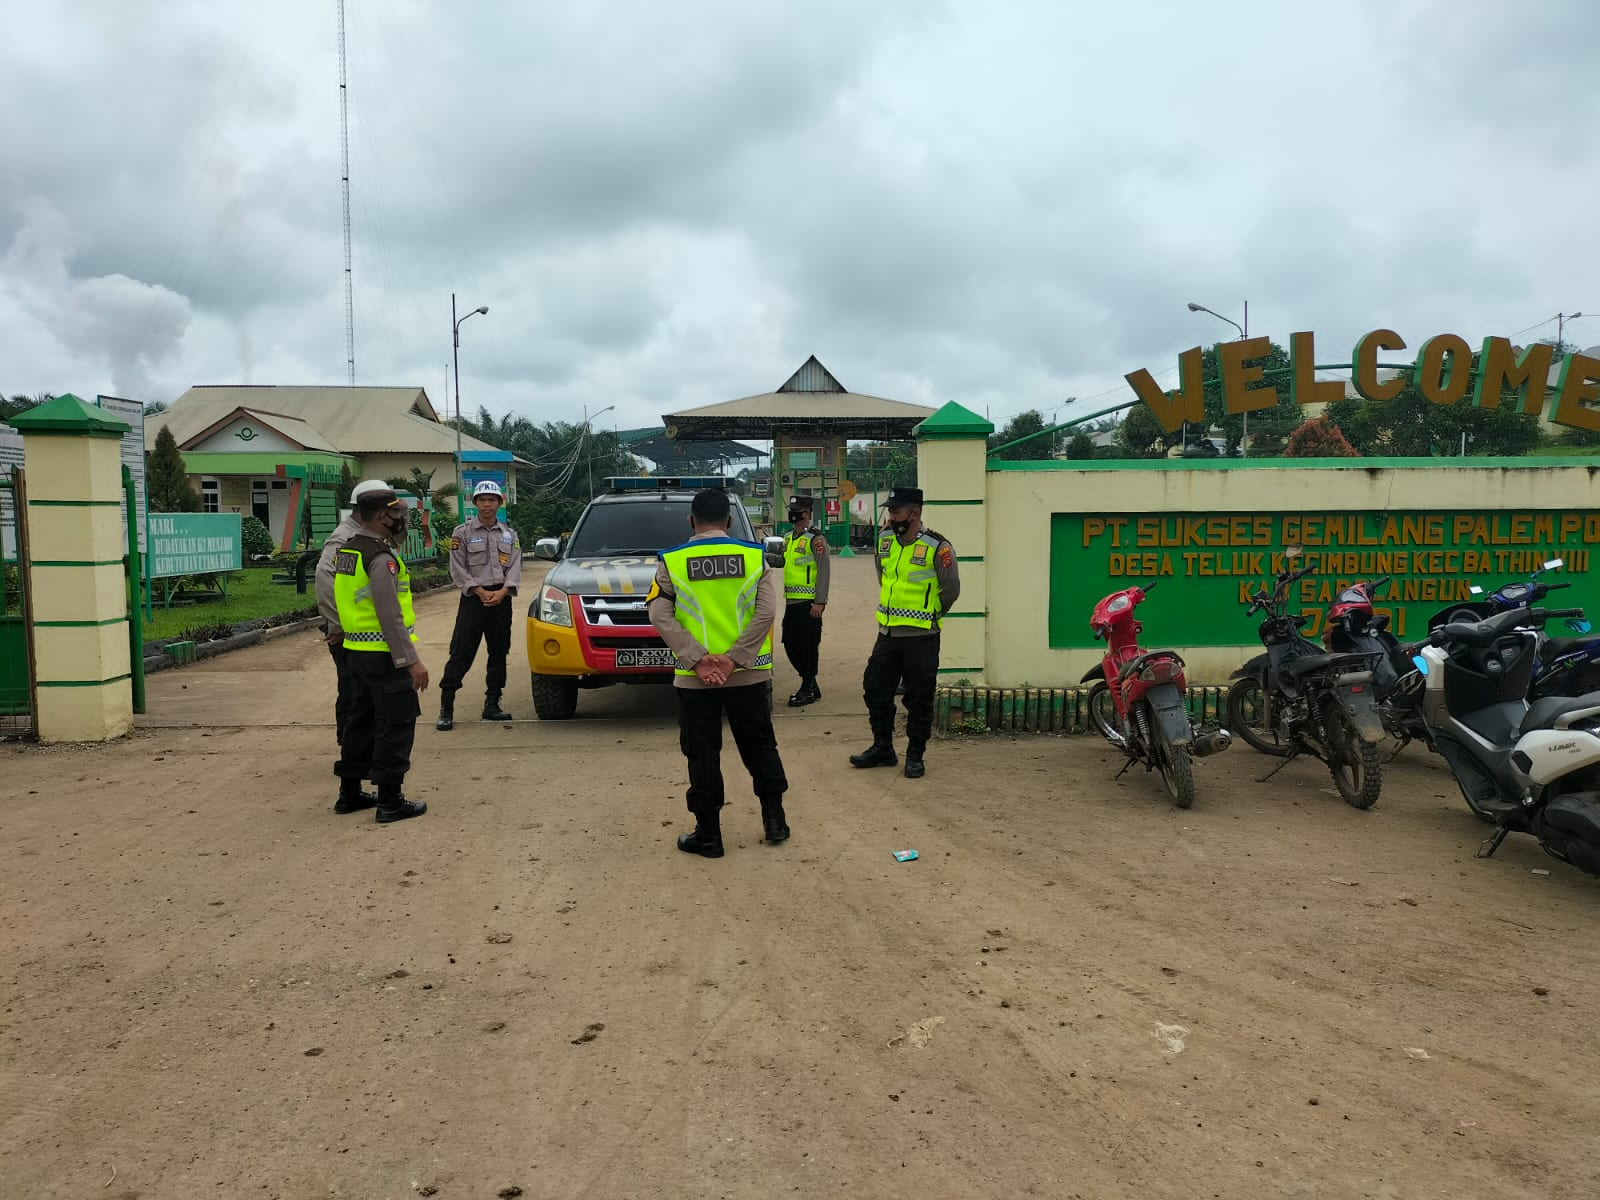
[386,557,399,576]
[937,545,955,568]
[646,578,661,603]
[450,536,461,551]
[812,534,828,554]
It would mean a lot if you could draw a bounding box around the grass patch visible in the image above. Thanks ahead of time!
[140,562,448,643]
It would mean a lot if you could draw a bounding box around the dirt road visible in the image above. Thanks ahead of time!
[4,558,1599,1198]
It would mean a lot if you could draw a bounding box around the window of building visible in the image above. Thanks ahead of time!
[201,479,220,514]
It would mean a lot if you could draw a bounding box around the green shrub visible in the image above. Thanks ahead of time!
[240,515,276,560]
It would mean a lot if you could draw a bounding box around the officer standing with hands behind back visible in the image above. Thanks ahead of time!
[648,488,790,858]
[851,486,960,779]
[780,493,830,707]
[436,479,521,730]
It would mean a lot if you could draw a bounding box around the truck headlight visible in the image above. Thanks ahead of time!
[537,584,573,627]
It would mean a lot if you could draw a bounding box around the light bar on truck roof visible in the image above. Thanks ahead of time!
[605,476,731,492]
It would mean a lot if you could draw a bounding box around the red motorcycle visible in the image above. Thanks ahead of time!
[1081,581,1231,808]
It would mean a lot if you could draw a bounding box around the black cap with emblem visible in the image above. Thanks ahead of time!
[881,486,923,509]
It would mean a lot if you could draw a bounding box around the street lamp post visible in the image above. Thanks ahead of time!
[1557,311,1585,352]
[582,403,616,499]
[1187,300,1249,457]
[452,293,490,516]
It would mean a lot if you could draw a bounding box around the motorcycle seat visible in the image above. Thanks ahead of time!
[1117,650,1184,680]
[1283,651,1375,680]
[1541,635,1600,660]
[1519,689,1600,735]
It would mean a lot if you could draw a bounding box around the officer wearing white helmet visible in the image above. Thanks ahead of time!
[315,478,398,814]
[436,478,522,729]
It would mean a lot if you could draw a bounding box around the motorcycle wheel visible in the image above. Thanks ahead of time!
[1086,681,1118,743]
[1158,738,1196,810]
[1323,697,1381,810]
[1226,676,1292,758]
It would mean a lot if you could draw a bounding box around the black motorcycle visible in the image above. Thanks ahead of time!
[1322,576,1432,753]
[1226,547,1386,809]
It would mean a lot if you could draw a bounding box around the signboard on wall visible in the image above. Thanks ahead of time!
[0,426,21,559]
[148,513,242,578]
[1049,509,1598,648]
[97,395,146,555]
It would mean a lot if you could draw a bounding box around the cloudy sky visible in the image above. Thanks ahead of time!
[3,0,1596,435]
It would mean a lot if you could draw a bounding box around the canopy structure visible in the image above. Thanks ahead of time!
[616,428,765,473]
[661,356,934,442]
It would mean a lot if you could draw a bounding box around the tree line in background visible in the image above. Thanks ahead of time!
[447,407,643,545]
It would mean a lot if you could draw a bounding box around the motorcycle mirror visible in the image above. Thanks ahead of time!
[1544,558,1564,571]
[1284,545,1303,560]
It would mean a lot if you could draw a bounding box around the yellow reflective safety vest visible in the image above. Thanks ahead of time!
[334,537,418,653]
[783,527,820,602]
[661,537,773,676]
[876,529,944,630]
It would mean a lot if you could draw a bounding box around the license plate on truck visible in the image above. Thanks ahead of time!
[615,648,677,669]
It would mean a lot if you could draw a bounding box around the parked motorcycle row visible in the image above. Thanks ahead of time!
[1082,551,1600,882]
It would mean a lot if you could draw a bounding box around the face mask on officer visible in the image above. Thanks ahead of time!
[889,515,914,536]
[385,507,409,540]
[788,508,806,525]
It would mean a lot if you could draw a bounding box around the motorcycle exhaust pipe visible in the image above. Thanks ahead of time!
[1190,728,1232,757]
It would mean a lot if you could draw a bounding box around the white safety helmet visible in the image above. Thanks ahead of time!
[472,479,505,501]
[350,479,391,501]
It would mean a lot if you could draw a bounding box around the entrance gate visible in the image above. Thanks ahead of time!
[0,467,36,736]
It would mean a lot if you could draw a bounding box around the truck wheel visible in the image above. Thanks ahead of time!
[531,673,578,720]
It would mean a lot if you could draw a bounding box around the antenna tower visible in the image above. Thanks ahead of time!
[337,0,355,384]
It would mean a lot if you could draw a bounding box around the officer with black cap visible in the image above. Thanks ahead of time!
[780,493,830,706]
[850,485,960,779]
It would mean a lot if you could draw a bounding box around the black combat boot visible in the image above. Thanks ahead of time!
[903,743,927,779]
[787,679,821,707]
[376,788,427,824]
[435,695,455,732]
[676,816,724,858]
[333,780,378,814]
[482,696,512,721]
[761,800,790,844]
[850,742,898,769]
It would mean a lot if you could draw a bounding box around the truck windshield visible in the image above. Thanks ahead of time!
[565,498,754,557]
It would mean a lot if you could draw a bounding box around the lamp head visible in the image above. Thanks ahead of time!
[1186,302,1203,312]
[476,306,489,315]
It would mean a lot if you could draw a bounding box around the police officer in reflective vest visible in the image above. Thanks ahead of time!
[436,479,522,730]
[332,488,430,823]
[780,493,830,707]
[851,486,960,779]
[647,488,789,858]
[315,478,397,788]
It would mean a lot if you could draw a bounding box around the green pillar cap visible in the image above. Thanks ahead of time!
[914,401,995,440]
[8,393,131,438]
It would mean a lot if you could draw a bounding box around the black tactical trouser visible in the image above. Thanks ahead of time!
[676,681,788,819]
[440,593,514,703]
[327,641,354,744]
[781,602,823,680]
[863,632,940,752]
[335,652,420,793]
